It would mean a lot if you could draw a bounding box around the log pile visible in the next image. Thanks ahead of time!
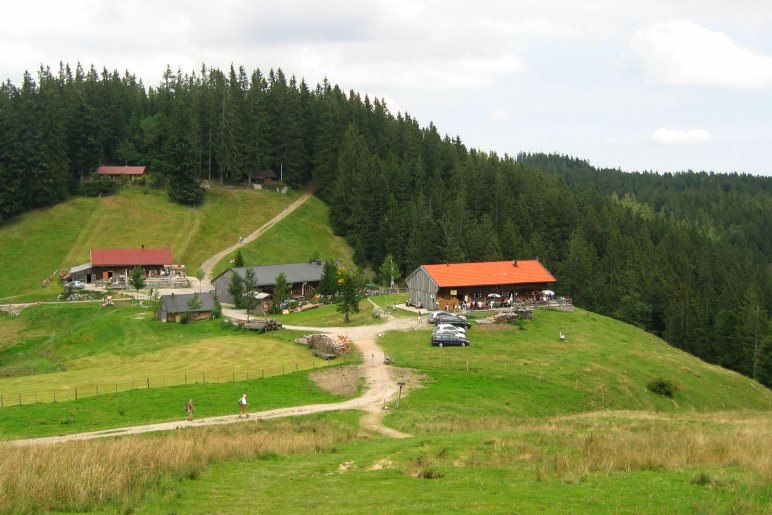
[243,319,282,332]
[306,333,352,355]
[487,311,520,323]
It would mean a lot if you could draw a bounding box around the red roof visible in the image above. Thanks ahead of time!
[91,248,172,266]
[422,260,556,288]
[96,166,146,176]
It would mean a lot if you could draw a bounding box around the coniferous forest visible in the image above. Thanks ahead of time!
[1,64,770,386]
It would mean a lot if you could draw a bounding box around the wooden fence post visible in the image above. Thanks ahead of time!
[75,388,78,400]
[146,377,150,388]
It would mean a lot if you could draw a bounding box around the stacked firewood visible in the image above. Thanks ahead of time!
[487,311,520,323]
[306,333,352,355]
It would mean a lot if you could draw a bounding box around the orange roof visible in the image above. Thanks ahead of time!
[91,248,172,266]
[422,260,555,288]
[97,166,146,175]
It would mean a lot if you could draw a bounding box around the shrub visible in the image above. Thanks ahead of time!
[647,378,680,398]
[80,176,117,197]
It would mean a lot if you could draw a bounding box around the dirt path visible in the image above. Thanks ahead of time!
[11,312,424,446]
[195,191,312,291]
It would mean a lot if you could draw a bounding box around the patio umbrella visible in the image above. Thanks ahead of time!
[487,293,501,298]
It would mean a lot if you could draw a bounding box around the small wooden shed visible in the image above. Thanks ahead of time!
[156,292,217,323]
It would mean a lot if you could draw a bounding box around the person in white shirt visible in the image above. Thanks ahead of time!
[239,393,248,418]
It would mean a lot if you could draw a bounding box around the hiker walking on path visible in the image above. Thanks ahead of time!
[239,393,248,418]
[185,399,194,421]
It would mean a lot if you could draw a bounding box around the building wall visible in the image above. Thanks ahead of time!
[213,269,237,304]
[405,267,439,309]
[92,265,165,283]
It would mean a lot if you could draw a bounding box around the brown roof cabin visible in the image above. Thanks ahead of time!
[96,165,146,180]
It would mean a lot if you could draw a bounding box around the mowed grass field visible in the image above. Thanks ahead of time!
[0,185,299,302]
[211,195,354,277]
[0,303,338,406]
[278,299,386,327]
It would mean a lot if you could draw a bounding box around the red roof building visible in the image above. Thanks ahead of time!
[96,166,146,179]
[91,248,172,267]
[89,248,172,283]
[406,259,556,311]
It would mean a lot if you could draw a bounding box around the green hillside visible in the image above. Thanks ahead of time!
[379,309,771,435]
[0,185,302,302]
[211,194,355,277]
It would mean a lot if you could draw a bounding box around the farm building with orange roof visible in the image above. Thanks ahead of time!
[405,259,556,311]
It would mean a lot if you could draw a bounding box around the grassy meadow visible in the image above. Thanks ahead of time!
[0,184,298,302]
[0,303,340,407]
[134,412,770,514]
[278,299,388,327]
[0,307,769,513]
[380,309,771,435]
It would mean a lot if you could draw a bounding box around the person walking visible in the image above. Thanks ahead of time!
[185,399,194,421]
[239,393,248,418]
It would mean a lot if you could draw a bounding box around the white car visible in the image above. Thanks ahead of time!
[70,280,86,289]
[433,323,466,334]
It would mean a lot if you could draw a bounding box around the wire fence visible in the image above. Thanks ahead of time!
[0,354,354,408]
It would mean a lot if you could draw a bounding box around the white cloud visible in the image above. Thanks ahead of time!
[488,110,511,121]
[631,21,772,88]
[651,128,712,145]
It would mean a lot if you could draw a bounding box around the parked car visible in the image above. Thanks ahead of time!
[427,311,452,323]
[70,280,85,289]
[431,330,470,347]
[433,314,472,328]
[433,323,466,334]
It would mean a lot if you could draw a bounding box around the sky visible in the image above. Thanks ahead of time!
[2,0,771,176]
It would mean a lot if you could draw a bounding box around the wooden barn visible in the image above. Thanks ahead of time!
[212,260,325,305]
[156,292,217,322]
[406,259,557,311]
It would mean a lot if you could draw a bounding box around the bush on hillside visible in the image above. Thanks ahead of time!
[80,176,117,197]
[647,378,680,398]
